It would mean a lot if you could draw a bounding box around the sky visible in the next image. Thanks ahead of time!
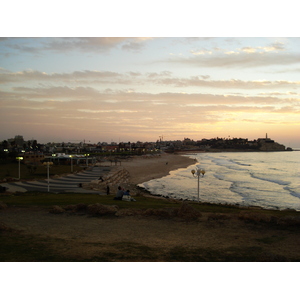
[1,4,300,148]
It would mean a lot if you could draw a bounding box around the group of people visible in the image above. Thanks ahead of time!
[113,186,136,201]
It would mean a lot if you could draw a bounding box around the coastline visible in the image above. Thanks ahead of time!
[121,153,196,185]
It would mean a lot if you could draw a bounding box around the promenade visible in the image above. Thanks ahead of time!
[1,166,110,194]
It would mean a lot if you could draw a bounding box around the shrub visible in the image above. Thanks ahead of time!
[177,203,202,221]
[238,212,271,223]
[207,213,231,222]
[87,203,119,216]
[0,201,8,210]
[49,205,65,214]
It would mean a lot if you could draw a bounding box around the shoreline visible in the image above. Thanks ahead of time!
[119,152,299,213]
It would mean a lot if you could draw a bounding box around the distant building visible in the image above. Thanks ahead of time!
[23,153,45,165]
[257,134,285,151]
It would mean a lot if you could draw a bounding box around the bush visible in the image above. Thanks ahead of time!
[207,213,231,222]
[177,203,202,221]
[238,212,271,223]
[87,203,119,216]
[49,205,65,214]
[0,201,8,210]
[143,208,175,219]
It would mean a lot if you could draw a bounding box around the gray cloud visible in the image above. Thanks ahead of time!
[2,69,300,91]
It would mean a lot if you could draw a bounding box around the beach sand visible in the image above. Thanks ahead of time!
[120,153,196,185]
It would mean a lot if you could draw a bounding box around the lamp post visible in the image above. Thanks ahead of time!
[70,155,73,173]
[43,162,53,192]
[191,168,205,202]
[16,156,23,179]
[85,154,89,167]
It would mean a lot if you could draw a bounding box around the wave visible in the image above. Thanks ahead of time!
[250,173,291,186]
[284,186,300,199]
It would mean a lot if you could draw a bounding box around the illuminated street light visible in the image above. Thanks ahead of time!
[43,162,53,192]
[69,155,73,173]
[85,154,89,167]
[191,168,205,202]
[16,156,24,179]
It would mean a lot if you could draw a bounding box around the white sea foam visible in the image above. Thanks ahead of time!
[138,151,300,211]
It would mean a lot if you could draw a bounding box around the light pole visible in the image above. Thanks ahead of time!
[70,155,73,173]
[16,156,23,179]
[191,168,205,202]
[85,154,89,167]
[43,162,53,192]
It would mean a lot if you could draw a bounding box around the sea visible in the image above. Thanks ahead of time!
[138,151,300,211]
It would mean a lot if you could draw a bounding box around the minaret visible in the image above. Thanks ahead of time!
[266,133,268,139]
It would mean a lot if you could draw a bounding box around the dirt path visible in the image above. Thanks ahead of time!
[1,206,300,261]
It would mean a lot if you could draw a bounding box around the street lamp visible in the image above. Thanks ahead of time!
[16,156,23,179]
[43,162,53,192]
[85,154,89,167]
[191,168,205,202]
[69,155,73,173]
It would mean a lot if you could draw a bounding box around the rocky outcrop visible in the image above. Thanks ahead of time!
[259,141,285,151]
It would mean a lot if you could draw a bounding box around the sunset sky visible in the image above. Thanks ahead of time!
[1,35,299,146]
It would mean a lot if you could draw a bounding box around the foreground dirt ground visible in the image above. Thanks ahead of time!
[1,204,300,261]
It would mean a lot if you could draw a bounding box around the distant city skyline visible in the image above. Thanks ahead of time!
[1,36,299,148]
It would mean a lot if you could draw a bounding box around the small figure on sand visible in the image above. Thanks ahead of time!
[114,186,124,200]
[106,185,110,195]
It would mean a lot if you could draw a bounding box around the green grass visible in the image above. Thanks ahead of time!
[1,191,300,218]
[0,191,182,209]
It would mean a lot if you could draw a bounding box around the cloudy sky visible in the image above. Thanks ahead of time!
[1,13,300,148]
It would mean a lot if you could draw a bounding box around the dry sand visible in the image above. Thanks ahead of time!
[121,153,196,185]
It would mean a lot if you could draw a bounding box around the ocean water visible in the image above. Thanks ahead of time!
[138,151,300,211]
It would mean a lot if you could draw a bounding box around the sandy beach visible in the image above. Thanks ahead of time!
[120,153,196,185]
